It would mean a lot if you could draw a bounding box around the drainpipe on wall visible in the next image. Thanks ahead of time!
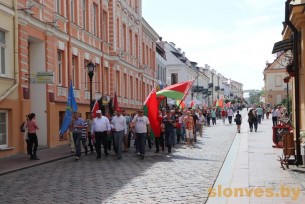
[285,0,301,165]
[0,0,19,102]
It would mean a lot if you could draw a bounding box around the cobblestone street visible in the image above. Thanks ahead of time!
[0,118,238,204]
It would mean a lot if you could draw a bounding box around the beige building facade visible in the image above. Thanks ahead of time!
[0,0,158,158]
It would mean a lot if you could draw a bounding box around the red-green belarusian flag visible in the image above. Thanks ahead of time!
[156,80,194,100]
[144,88,160,137]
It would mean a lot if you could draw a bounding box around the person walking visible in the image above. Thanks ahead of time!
[131,109,150,159]
[221,108,227,124]
[256,106,263,124]
[87,113,94,154]
[272,107,278,127]
[206,109,211,126]
[91,110,111,159]
[235,110,242,133]
[248,109,258,132]
[227,108,234,124]
[184,110,194,147]
[197,111,205,137]
[79,113,88,155]
[111,108,128,160]
[21,114,31,158]
[211,108,217,125]
[72,112,85,160]
[27,113,40,160]
[155,111,165,153]
[163,110,176,154]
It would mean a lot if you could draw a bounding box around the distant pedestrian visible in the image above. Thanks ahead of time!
[72,112,85,160]
[211,108,217,125]
[155,111,165,153]
[256,106,263,124]
[79,113,88,155]
[27,113,40,160]
[221,108,227,124]
[91,110,111,159]
[131,109,150,159]
[197,111,205,137]
[248,109,258,132]
[227,108,234,124]
[111,108,128,160]
[163,110,176,153]
[21,114,31,158]
[272,107,279,127]
[206,109,211,126]
[235,111,242,133]
[184,111,194,147]
[87,113,95,154]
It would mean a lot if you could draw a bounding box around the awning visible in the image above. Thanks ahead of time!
[272,39,292,54]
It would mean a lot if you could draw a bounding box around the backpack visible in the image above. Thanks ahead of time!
[20,122,25,132]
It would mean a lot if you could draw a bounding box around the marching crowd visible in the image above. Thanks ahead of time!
[20,104,287,161]
[65,105,245,161]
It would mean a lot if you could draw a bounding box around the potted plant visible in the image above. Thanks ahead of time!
[286,62,295,77]
[283,76,291,83]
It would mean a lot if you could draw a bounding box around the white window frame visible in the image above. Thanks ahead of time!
[0,110,8,148]
[84,60,88,90]
[57,51,63,86]
[0,30,6,76]
[275,75,282,87]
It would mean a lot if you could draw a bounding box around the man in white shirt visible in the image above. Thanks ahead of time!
[91,110,111,159]
[131,109,150,159]
[111,108,127,160]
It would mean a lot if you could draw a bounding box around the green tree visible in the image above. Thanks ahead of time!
[249,90,261,104]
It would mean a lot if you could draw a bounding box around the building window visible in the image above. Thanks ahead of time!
[116,19,120,49]
[55,0,62,14]
[72,56,77,88]
[116,71,120,96]
[135,34,139,59]
[57,50,63,85]
[102,11,108,41]
[82,0,86,30]
[0,31,5,76]
[93,3,98,36]
[94,64,99,92]
[123,24,127,51]
[171,73,178,85]
[123,73,127,97]
[104,67,109,94]
[275,75,282,87]
[84,60,88,90]
[129,29,132,55]
[130,76,133,98]
[70,0,75,22]
[136,78,139,100]
[0,110,8,148]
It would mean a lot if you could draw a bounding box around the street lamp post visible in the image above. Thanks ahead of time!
[86,62,95,112]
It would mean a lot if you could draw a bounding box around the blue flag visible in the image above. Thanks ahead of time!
[59,81,78,135]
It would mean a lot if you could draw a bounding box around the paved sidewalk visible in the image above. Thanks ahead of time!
[0,144,74,176]
[207,114,305,204]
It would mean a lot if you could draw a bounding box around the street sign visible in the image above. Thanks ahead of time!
[30,72,54,84]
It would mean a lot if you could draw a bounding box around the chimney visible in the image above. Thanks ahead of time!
[177,48,181,53]
[182,52,185,57]
[159,37,163,41]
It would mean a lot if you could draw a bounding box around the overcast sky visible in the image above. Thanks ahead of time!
[142,0,285,90]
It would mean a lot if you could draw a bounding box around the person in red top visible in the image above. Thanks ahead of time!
[155,111,165,153]
[221,108,227,124]
[27,113,40,160]
[183,111,194,147]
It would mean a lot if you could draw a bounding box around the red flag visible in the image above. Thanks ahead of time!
[156,80,194,100]
[113,91,118,110]
[91,100,99,118]
[144,88,160,137]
